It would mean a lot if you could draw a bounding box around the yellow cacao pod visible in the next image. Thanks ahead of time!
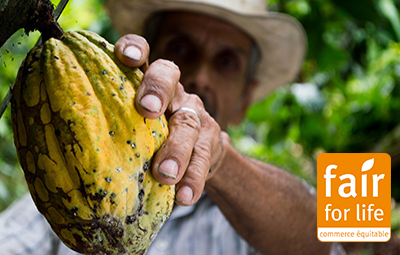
[11,30,174,255]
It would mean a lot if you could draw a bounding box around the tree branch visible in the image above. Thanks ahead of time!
[0,0,63,48]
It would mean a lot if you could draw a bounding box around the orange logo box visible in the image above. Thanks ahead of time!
[317,153,391,242]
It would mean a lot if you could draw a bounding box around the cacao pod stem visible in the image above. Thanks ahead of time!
[24,0,64,42]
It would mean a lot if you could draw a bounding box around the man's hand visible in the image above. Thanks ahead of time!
[115,34,226,206]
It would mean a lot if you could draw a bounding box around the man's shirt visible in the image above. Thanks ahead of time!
[0,193,345,255]
[0,193,258,255]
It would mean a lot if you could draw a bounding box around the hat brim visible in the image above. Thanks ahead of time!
[106,0,307,103]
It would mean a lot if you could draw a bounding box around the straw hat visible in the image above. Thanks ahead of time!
[106,0,307,103]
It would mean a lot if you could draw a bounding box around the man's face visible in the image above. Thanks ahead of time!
[150,12,256,130]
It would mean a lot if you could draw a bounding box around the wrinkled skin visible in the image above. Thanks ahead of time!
[114,12,333,255]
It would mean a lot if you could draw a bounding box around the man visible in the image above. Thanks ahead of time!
[0,0,345,254]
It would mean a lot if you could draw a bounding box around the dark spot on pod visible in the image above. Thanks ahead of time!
[90,189,107,204]
[85,184,91,188]
[18,42,21,44]
[98,235,104,245]
[131,143,136,149]
[55,129,61,136]
[159,134,162,137]
[111,93,116,97]
[5,49,9,53]
[152,131,156,136]
[137,204,144,216]
[86,92,91,96]
[109,131,115,136]
[102,214,111,223]
[138,226,147,233]
[138,173,144,183]
[96,148,100,152]
[93,169,97,173]
[143,211,149,215]
[74,166,84,175]
[71,207,78,216]
[11,58,14,61]
[120,84,124,90]
[138,188,145,201]
[136,153,140,158]
[129,158,132,161]
[143,161,149,172]
[102,70,107,75]
[126,140,131,144]
[110,193,116,199]
[3,62,5,67]
[159,184,163,187]
[101,214,125,238]
[124,77,127,82]
[101,41,107,47]
[116,167,121,172]
[105,177,112,183]
[54,56,59,60]
[86,69,90,73]
[156,202,160,206]
[72,66,77,69]
[144,118,147,124]
[126,215,136,224]
[67,120,75,127]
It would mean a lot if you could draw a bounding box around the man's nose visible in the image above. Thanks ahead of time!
[181,64,212,95]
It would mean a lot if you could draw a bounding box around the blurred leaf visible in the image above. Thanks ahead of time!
[378,0,400,41]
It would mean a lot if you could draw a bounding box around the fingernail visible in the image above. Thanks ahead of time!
[123,45,142,61]
[158,159,178,179]
[177,186,193,205]
[139,94,162,113]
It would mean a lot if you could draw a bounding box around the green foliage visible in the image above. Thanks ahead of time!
[230,0,400,190]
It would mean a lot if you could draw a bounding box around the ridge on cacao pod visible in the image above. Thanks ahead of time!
[11,30,175,255]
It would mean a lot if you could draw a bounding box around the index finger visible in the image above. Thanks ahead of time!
[135,59,181,119]
[114,34,150,68]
